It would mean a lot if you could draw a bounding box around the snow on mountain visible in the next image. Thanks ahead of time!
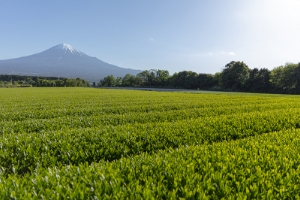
[52,43,85,56]
[0,43,141,82]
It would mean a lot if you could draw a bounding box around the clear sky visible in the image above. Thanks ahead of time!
[1,0,299,75]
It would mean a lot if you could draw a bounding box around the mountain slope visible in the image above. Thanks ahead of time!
[0,43,141,82]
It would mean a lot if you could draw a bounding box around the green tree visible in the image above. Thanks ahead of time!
[101,75,116,87]
[169,72,178,88]
[155,70,170,87]
[197,74,218,90]
[184,72,198,89]
[75,78,82,87]
[270,63,298,93]
[136,70,150,86]
[115,77,122,87]
[213,72,222,88]
[122,74,136,86]
[65,79,76,87]
[294,63,300,93]
[136,69,170,87]
[221,61,250,91]
[55,80,65,87]
[245,68,271,92]
[172,71,193,88]
[147,70,156,86]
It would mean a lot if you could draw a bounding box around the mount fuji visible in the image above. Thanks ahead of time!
[0,43,141,82]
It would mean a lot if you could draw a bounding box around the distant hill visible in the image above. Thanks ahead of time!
[0,43,141,83]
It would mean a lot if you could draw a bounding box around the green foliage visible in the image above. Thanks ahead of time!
[270,63,299,93]
[197,73,218,90]
[136,69,170,87]
[0,75,90,87]
[97,61,300,94]
[2,128,300,198]
[244,68,271,92]
[221,61,250,91]
[121,74,137,86]
[99,75,116,87]
[1,88,300,198]
[172,71,199,89]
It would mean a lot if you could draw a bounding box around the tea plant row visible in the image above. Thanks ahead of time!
[1,88,300,198]
[1,107,300,175]
[1,128,300,199]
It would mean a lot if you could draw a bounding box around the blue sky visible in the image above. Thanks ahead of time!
[1,0,300,74]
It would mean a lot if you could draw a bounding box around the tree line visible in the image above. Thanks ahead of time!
[0,75,90,88]
[98,61,300,94]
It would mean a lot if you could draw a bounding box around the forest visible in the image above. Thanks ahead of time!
[99,61,300,94]
[0,75,90,87]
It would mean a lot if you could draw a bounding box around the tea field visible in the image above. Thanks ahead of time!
[1,88,300,199]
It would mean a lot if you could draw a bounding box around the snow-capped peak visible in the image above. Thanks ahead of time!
[54,43,84,55]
